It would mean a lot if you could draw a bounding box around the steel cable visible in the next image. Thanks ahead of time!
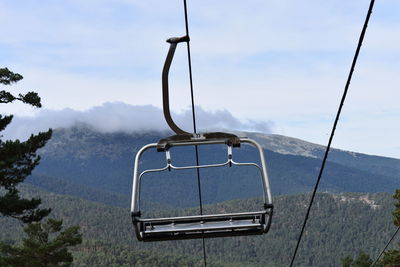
[289,0,376,266]
[182,0,207,266]
[372,226,400,266]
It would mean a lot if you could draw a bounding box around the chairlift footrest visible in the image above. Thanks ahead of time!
[157,132,241,151]
[133,210,271,242]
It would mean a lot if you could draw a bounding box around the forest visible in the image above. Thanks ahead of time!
[1,184,398,266]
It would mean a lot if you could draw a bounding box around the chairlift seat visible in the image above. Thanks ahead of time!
[134,210,270,242]
[131,134,274,242]
[130,34,273,242]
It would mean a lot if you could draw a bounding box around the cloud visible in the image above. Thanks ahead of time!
[1,0,400,158]
[2,102,274,141]
[1,0,399,122]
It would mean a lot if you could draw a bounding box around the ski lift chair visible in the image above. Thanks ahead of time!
[130,36,273,242]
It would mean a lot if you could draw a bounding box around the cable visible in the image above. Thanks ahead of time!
[372,226,400,266]
[182,0,207,266]
[289,0,376,266]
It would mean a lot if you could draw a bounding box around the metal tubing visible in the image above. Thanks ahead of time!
[240,138,273,206]
[144,222,264,234]
[140,210,268,223]
[131,143,158,213]
[136,160,264,212]
[141,227,265,242]
[131,137,273,214]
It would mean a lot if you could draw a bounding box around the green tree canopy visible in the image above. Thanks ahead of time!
[0,68,82,266]
[0,218,82,267]
[341,252,372,267]
[0,67,52,223]
[0,67,41,107]
[392,189,400,227]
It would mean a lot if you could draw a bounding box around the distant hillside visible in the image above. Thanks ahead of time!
[1,184,398,267]
[27,126,400,208]
[246,132,400,178]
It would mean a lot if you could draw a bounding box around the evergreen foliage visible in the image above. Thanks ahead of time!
[0,68,82,266]
[352,252,373,266]
[0,218,82,267]
[341,252,372,267]
[0,67,52,223]
[378,248,400,266]
[342,256,354,267]
[392,189,400,227]
[31,126,400,209]
[0,68,41,107]
[1,186,397,266]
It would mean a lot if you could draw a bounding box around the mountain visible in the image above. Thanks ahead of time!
[246,132,400,178]
[4,125,400,266]
[28,126,400,208]
[0,184,397,266]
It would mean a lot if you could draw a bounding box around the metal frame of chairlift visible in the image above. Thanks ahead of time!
[130,36,273,242]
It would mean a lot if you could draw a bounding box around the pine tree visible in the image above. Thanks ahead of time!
[392,189,400,227]
[0,218,82,267]
[342,255,353,267]
[379,249,400,266]
[0,68,82,266]
[341,252,372,267]
[0,67,52,223]
[353,252,373,267]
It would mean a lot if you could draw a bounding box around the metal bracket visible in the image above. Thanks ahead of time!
[160,37,241,150]
[157,132,241,152]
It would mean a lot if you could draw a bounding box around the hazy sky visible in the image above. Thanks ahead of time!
[1,0,399,158]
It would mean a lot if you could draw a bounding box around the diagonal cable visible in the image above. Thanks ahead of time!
[289,0,376,266]
[372,226,400,266]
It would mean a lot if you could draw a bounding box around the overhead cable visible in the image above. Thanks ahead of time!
[182,0,207,266]
[372,226,400,266]
[289,0,376,266]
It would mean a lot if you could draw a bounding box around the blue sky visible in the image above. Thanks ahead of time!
[1,0,400,158]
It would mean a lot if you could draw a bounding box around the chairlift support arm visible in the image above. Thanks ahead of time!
[162,36,191,135]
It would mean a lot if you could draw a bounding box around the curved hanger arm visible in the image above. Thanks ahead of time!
[162,36,191,135]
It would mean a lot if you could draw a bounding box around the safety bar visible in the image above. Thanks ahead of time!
[136,153,263,213]
[130,137,272,217]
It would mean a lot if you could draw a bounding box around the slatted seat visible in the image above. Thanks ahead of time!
[133,210,271,241]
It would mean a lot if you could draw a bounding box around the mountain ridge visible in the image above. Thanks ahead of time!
[26,125,400,208]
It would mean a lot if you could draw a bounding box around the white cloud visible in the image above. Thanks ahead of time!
[1,0,400,158]
[2,102,274,141]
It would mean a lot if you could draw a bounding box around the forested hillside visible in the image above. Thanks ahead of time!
[26,127,400,209]
[3,126,398,266]
[1,185,398,266]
